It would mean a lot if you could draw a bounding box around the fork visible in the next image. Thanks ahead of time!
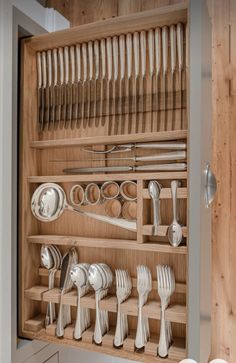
[135,265,152,349]
[157,265,175,357]
[114,269,132,347]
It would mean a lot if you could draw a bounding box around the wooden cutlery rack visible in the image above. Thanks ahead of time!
[18,3,212,363]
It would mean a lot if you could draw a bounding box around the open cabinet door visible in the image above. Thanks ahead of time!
[188,0,214,362]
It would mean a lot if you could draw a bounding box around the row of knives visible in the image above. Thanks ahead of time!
[37,22,186,133]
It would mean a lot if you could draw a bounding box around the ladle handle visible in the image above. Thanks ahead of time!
[171,180,179,222]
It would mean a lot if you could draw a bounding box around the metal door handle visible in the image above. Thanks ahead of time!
[204,163,217,208]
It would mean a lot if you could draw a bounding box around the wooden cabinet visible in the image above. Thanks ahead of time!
[18,2,212,362]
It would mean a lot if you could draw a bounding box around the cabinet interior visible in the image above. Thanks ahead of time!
[19,4,189,362]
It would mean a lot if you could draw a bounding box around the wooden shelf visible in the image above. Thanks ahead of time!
[22,325,186,363]
[31,130,188,149]
[25,286,186,324]
[28,235,188,254]
[28,171,188,183]
[143,187,188,199]
[38,268,187,294]
[142,225,188,238]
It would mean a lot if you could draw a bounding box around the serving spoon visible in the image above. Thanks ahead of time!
[168,180,183,246]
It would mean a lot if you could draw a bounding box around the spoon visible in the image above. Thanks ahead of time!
[168,180,183,246]
[70,263,90,339]
[88,264,103,344]
[31,183,136,231]
[148,181,162,236]
[41,245,54,326]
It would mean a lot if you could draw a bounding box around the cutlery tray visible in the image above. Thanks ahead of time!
[18,3,209,363]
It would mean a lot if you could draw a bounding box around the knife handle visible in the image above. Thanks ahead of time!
[170,24,177,75]
[70,46,75,84]
[58,47,64,85]
[119,35,125,80]
[155,27,161,76]
[53,49,58,86]
[162,26,168,76]
[37,52,42,88]
[101,39,106,79]
[88,40,93,81]
[82,43,87,81]
[64,46,69,85]
[75,44,81,82]
[133,32,140,79]
[106,37,112,81]
[140,30,146,78]
[148,29,154,76]
[94,40,99,80]
[126,33,132,79]
[112,36,118,81]
[177,22,184,71]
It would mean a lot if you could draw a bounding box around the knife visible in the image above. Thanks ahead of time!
[92,151,186,162]
[63,163,187,174]
[36,52,42,131]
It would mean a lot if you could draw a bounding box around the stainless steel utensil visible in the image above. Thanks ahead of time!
[155,28,161,131]
[133,32,140,133]
[177,23,184,129]
[92,150,186,162]
[148,181,162,235]
[168,180,183,246]
[36,52,43,130]
[63,163,187,174]
[69,45,75,128]
[82,43,88,128]
[83,142,187,154]
[162,26,168,131]
[170,25,177,129]
[148,29,155,131]
[88,41,93,125]
[58,47,64,124]
[94,40,99,126]
[106,37,113,132]
[52,48,58,129]
[112,36,119,134]
[41,51,47,131]
[140,31,146,132]
[75,44,81,127]
[100,39,106,126]
[119,35,125,134]
[126,33,132,134]
[31,183,137,231]
[63,46,69,128]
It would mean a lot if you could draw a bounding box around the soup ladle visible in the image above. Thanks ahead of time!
[31,183,136,232]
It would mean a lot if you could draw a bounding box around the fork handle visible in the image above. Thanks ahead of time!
[114,303,122,347]
[158,305,168,357]
[135,303,145,349]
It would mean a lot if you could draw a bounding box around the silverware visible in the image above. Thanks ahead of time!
[106,37,113,132]
[119,35,125,134]
[140,31,146,133]
[52,49,58,129]
[58,47,64,124]
[41,51,47,131]
[148,29,155,131]
[63,163,187,174]
[177,23,184,129]
[83,142,187,154]
[157,265,175,357]
[162,26,168,131]
[92,150,186,162]
[69,45,75,128]
[46,50,53,130]
[112,36,119,134]
[168,180,183,246]
[31,183,137,231]
[126,33,132,133]
[170,25,177,130]
[56,248,78,337]
[88,41,93,125]
[94,40,99,126]
[133,32,140,133]
[63,46,69,128]
[75,44,81,127]
[100,39,106,126]
[82,43,88,128]
[148,181,162,235]
[36,52,42,131]
[155,28,161,131]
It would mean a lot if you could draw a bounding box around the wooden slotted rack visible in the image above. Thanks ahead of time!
[19,3,189,363]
